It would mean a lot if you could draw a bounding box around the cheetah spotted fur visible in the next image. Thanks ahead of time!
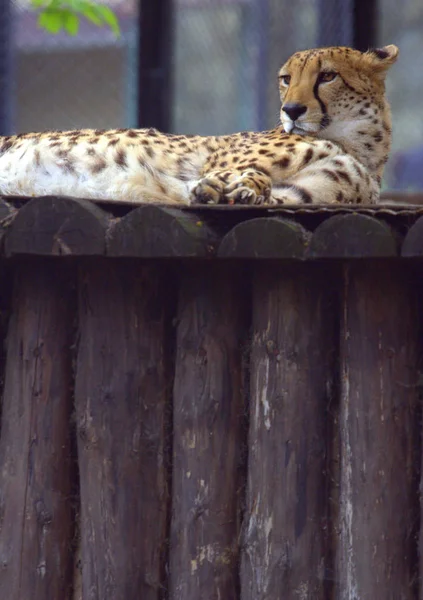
[0,44,398,206]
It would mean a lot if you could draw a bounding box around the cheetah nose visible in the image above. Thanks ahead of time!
[282,103,307,121]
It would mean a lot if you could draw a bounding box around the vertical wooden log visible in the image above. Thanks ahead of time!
[0,261,75,600]
[241,264,337,599]
[338,262,419,599]
[74,259,172,600]
[169,264,247,599]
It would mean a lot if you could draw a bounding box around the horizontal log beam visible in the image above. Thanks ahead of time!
[4,196,109,256]
[107,205,219,257]
[218,218,310,258]
[0,196,422,259]
[307,214,398,258]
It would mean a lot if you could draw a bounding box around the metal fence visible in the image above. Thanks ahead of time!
[3,0,363,137]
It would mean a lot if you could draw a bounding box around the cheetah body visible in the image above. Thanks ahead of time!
[0,44,398,206]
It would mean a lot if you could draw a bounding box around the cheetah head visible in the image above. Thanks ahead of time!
[278,45,398,142]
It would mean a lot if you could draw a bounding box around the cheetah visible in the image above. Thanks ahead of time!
[0,44,398,206]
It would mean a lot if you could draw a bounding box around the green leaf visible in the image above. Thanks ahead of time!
[63,10,79,35]
[37,9,64,34]
[47,0,63,8]
[79,4,104,26]
[30,0,49,9]
[66,0,86,11]
[31,0,121,37]
[90,4,120,36]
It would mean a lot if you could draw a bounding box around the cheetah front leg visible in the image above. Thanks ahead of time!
[190,168,272,205]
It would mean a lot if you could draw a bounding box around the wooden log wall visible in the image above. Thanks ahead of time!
[0,196,423,599]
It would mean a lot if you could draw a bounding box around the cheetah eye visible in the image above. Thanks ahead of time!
[318,71,337,84]
[279,74,291,87]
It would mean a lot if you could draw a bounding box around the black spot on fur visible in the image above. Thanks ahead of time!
[115,149,128,168]
[303,148,314,165]
[352,163,363,177]
[60,154,76,174]
[273,157,291,169]
[254,165,270,176]
[0,138,13,153]
[91,158,107,174]
[321,114,331,129]
[336,170,352,184]
[322,169,339,182]
[293,185,312,204]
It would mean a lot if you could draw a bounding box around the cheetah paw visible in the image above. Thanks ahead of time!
[223,170,272,205]
[225,186,263,205]
[191,169,272,205]
[190,179,225,204]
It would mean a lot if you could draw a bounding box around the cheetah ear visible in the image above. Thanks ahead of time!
[365,44,399,74]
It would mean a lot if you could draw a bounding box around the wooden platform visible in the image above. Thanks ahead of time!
[0,195,422,599]
[2,194,423,259]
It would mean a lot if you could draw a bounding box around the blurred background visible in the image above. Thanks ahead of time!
[0,0,421,192]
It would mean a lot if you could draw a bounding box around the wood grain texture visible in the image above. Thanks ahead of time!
[74,259,173,600]
[338,262,420,600]
[240,264,338,599]
[169,264,248,599]
[0,261,75,600]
